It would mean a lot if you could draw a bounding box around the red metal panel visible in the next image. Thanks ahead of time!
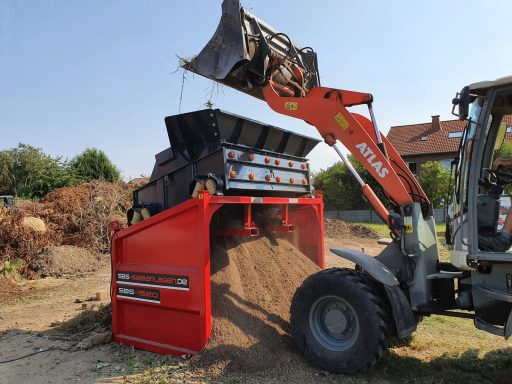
[111,196,217,355]
[287,204,325,269]
[111,192,324,355]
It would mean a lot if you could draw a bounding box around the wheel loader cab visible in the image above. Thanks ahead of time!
[449,79,512,267]
[447,78,512,338]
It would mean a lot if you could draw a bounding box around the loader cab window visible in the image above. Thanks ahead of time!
[491,116,512,156]
[483,91,512,174]
[449,89,512,253]
[486,113,512,192]
[454,97,482,210]
[475,91,512,245]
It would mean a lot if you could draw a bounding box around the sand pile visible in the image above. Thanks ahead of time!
[200,233,320,373]
[30,245,105,278]
[324,218,380,239]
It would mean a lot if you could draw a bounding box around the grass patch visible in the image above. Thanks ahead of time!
[376,315,512,383]
[103,343,187,382]
[0,259,26,280]
[355,221,452,261]
[352,222,391,238]
[353,222,446,239]
[48,303,111,334]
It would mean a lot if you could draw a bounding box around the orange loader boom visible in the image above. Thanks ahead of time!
[261,84,430,224]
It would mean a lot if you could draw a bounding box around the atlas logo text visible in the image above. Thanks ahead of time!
[355,143,389,178]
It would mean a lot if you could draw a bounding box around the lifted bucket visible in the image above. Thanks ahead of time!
[182,0,320,100]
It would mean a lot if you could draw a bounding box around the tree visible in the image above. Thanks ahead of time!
[314,157,453,210]
[494,141,512,161]
[69,148,121,183]
[493,141,512,193]
[313,156,387,210]
[0,143,71,198]
[418,161,452,208]
[313,162,355,210]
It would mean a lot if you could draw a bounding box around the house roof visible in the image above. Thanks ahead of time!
[387,115,512,157]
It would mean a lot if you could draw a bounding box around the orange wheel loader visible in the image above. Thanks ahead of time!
[183,0,512,373]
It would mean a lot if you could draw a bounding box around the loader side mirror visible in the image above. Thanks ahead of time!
[452,86,470,120]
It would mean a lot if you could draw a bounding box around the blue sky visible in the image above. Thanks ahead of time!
[1,1,511,178]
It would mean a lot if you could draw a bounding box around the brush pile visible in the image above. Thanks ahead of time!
[0,181,132,277]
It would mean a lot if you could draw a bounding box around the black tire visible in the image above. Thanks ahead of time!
[290,268,388,374]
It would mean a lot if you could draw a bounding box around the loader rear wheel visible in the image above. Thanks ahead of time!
[290,268,387,374]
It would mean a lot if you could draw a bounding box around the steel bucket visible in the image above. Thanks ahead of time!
[182,0,320,100]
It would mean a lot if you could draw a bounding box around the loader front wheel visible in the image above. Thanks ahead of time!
[290,268,387,374]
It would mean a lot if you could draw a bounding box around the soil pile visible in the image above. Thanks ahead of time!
[324,218,380,239]
[200,233,320,373]
[30,245,106,278]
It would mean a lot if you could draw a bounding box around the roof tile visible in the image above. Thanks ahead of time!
[387,115,512,156]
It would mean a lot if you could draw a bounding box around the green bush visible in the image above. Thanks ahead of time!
[418,161,452,208]
[0,144,122,198]
[69,148,121,183]
[0,143,71,198]
[313,156,387,210]
[494,141,512,161]
[0,259,26,280]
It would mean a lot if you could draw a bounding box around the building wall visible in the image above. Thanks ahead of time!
[325,209,447,223]
[402,152,457,176]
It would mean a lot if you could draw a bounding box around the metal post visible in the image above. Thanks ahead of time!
[244,204,253,228]
[368,104,382,144]
[333,144,365,187]
[283,204,289,225]
[368,104,388,158]
[333,142,390,226]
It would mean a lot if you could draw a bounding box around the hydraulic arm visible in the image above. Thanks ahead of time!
[261,83,429,224]
[183,0,429,226]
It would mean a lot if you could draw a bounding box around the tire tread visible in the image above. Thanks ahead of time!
[290,267,388,374]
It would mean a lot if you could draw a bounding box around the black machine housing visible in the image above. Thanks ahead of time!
[133,109,320,212]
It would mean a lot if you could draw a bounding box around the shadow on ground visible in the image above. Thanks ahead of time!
[375,347,512,384]
[2,300,512,383]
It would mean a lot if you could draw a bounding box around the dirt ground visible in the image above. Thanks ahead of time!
[3,223,512,384]
[0,264,117,382]
[0,225,386,384]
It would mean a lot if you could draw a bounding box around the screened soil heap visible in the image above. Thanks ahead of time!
[31,245,106,278]
[199,233,321,373]
[324,218,380,239]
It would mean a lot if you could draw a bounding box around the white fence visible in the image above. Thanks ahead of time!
[324,209,447,223]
